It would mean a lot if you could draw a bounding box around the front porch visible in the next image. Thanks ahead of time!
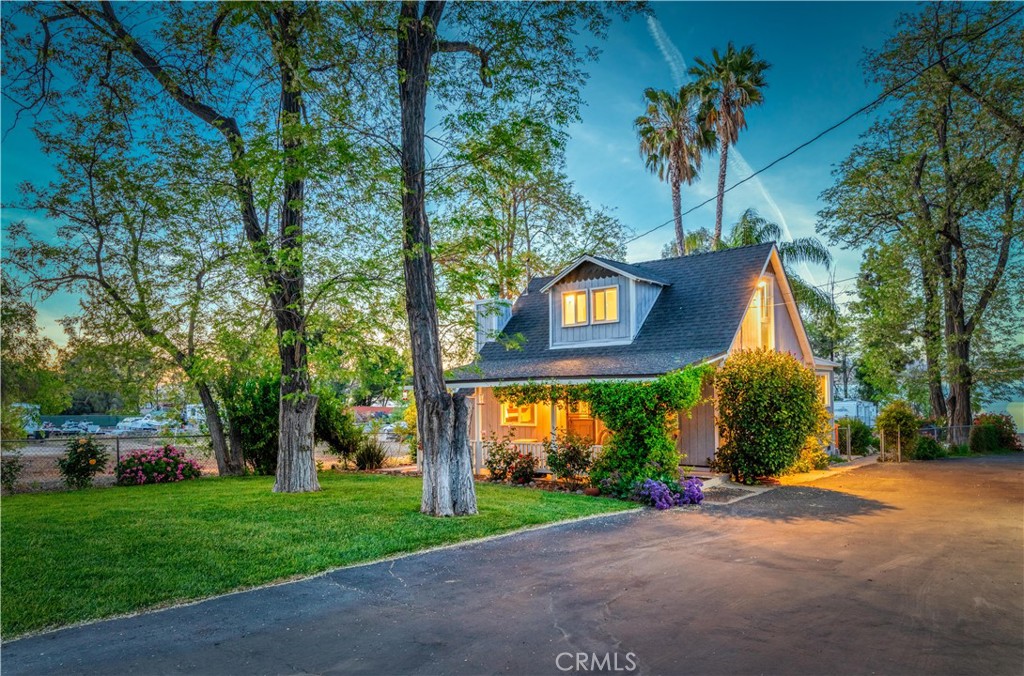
[466,384,719,473]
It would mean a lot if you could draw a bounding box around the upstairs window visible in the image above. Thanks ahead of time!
[592,286,619,324]
[562,290,588,327]
[817,374,831,406]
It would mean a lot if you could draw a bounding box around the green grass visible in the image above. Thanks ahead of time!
[1,473,633,637]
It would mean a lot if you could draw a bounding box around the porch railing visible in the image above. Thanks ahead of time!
[471,441,602,475]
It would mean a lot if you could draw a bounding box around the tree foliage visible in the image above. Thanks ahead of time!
[819,2,1023,424]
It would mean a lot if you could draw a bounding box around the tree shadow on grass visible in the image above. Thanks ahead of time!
[700,485,896,523]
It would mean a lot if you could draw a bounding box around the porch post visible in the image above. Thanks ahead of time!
[474,388,484,473]
[550,399,557,442]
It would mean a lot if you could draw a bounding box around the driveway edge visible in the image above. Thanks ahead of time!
[2,504,641,645]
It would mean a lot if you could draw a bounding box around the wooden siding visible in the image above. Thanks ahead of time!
[633,280,661,338]
[474,388,610,445]
[678,380,716,467]
[550,274,632,346]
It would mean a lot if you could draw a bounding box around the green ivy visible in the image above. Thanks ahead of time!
[495,365,711,496]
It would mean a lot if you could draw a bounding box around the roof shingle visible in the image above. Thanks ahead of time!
[448,242,776,384]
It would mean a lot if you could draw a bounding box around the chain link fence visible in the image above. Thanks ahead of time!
[1,434,412,492]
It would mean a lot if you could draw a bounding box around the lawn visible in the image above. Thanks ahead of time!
[0,473,634,637]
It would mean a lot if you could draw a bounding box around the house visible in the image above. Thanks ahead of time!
[833,399,878,427]
[448,242,835,470]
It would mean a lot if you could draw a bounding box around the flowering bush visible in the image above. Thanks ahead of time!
[508,451,537,484]
[58,437,109,489]
[633,477,703,510]
[115,445,202,486]
[970,413,1022,453]
[544,432,593,489]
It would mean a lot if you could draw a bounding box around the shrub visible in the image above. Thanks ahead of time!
[57,436,108,489]
[115,445,203,485]
[970,413,1022,453]
[836,417,876,455]
[221,374,363,474]
[482,431,519,481]
[785,404,833,474]
[876,400,920,460]
[714,349,819,483]
[353,436,388,470]
[544,432,593,489]
[220,374,279,475]
[1,450,25,492]
[508,451,537,484]
[948,443,971,457]
[315,388,362,465]
[632,477,704,510]
[913,436,945,461]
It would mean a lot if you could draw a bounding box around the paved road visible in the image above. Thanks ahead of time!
[4,455,1022,675]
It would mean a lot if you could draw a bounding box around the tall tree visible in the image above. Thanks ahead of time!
[689,43,770,248]
[392,1,636,515]
[635,85,713,255]
[4,2,385,490]
[820,2,1023,427]
[437,114,628,301]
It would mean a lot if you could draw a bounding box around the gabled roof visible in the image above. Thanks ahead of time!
[538,254,670,294]
[449,242,778,385]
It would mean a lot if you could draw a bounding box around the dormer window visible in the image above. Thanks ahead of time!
[562,290,588,327]
[592,286,619,324]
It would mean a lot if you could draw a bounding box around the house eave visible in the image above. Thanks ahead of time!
[538,254,669,294]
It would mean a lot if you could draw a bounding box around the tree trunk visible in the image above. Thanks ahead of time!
[274,386,319,493]
[270,5,319,492]
[712,132,729,248]
[671,178,685,255]
[398,0,477,516]
[919,254,947,420]
[196,382,244,475]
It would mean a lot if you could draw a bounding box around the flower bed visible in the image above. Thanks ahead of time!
[115,445,203,485]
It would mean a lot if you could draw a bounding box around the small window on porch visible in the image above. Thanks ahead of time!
[501,402,537,426]
[561,290,588,327]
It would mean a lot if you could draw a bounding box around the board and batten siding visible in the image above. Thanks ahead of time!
[550,275,632,346]
[633,280,661,338]
[678,379,716,467]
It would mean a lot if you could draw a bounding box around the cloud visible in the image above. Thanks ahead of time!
[646,17,688,89]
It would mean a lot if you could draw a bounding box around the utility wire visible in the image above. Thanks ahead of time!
[625,5,1024,246]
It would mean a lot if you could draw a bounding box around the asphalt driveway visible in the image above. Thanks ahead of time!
[4,454,1022,675]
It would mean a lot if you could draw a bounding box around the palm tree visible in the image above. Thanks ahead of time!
[635,85,714,256]
[729,209,834,317]
[689,43,770,248]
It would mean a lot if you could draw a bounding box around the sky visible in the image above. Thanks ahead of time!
[1,1,915,346]
[564,1,915,285]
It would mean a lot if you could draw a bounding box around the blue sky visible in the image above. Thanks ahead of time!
[1,1,914,344]
[565,1,914,287]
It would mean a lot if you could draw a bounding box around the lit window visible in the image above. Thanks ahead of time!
[817,374,831,406]
[592,287,619,323]
[501,403,537,426]
[562,290,588,327]
[757,279,773,348]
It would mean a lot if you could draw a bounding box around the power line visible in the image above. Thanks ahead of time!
[625,5,1024,247]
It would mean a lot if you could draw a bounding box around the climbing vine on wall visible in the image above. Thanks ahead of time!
[494,365,712,496]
